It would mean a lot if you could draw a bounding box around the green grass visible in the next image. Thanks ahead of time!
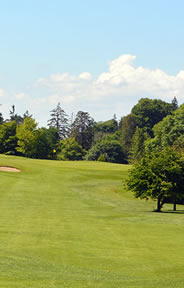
[0,155,184,287]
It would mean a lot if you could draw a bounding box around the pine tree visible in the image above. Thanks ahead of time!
[171,97,178,111]
[71,111,95,150]
[48,103,69,139]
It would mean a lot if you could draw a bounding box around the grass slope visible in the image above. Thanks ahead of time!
[0,155,184,287]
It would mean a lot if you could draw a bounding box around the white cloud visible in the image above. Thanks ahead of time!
[18,54,184,126]
[16,93,25,100]
[0,89,5,98]
[36,54,184,107]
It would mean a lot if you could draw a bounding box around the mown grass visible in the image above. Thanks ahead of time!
[0,155,184,287]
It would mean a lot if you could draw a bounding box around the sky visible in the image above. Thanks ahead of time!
[0,0,184,126]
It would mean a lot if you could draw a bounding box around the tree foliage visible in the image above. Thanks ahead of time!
[16,117,37,157]
[85,139,127,164]
[127,149,184,212]
[146,104,184,153]
[131,98,174,136]
[58,137,85,161]
[129,127,149,162]
[71,111,95,150]
[0,121,17,154]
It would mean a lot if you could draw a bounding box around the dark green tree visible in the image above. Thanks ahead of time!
[0,121,17,154]
[71,111,95,150]
[127,149,184,212]
[171,97,178,111]
[85,139,127,164]
[33,127,60,159]
[131,98,174,136]
[120,114,137,156]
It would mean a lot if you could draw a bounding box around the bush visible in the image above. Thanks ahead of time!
[85,139,127,164]
[58,137,86,161]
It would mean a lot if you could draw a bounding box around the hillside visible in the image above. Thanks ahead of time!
[0,155,184,287]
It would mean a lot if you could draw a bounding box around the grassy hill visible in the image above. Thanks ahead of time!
[0,155,184,287]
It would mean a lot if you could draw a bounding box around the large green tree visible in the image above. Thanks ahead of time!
[85,138,127,164]
[131,98,174,136]
[146,104,184,153]
[0,121,17,154]
[58,137,85,161]
[33,127,60,159]
[16,117,37,157]
[127,149,184,212]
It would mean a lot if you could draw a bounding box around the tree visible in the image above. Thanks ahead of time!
[71,111,95,150]
[33,127,59,159]
[171,97,178,111]
[129,127,149,163]
[9,105,23,124]
[48,103,69,139]
[120,114,137,156]
[16,117,37,157]
[0,121,17,154]
[127,149,184,212]
[145,104,184,153]
[85,139,127,164]
[95,119,118,133]
[131,98,174,137]
[58,137,85,160]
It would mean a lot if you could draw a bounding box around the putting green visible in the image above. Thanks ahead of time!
[0,155,184,288]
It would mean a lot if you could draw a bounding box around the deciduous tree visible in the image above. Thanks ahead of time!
[127,149,184,212]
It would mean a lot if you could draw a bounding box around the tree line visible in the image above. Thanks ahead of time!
[0,97,179,165]
[125,97,184,212]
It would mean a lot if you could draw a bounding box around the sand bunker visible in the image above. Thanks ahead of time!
[0,166,20,172]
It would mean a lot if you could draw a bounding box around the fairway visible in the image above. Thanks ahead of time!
[0,155,184,287]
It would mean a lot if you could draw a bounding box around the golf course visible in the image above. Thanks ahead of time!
[0,154,184,288]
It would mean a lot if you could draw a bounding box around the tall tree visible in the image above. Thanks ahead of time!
[127,149,184,212]
[71,111,95,150]
[171,97,178,111]
[48,103,69,139]
[0,121,17,154]
[16,117,37,157]
[131,98,174,136]
[129,127,149,163]
[120,114,137,156]
[9,105,23,124]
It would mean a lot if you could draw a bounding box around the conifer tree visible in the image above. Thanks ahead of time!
[48,102,69,139]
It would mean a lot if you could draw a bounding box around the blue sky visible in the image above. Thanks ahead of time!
[0,0,184,126]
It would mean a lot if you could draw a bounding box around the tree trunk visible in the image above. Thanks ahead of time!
[156,198,162,212]
[155,197,165,212]
[173,203,176,211]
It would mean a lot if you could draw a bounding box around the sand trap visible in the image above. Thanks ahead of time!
[0,166,20,172]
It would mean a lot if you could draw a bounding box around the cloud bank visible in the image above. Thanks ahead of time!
[1,54,184,126]
[37,54,184,107]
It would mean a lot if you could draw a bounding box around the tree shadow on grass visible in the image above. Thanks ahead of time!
[162,210,184,214]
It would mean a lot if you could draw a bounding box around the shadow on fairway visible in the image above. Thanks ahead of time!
[163,210,184,214]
